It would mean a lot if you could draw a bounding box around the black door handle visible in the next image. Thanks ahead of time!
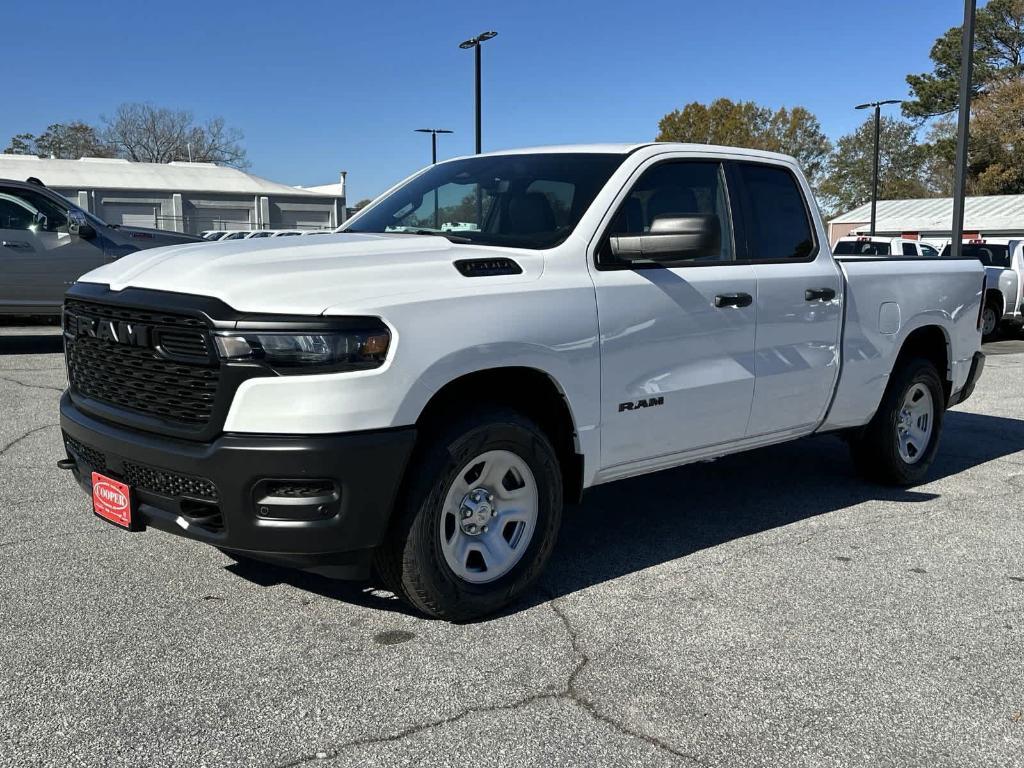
[714,292,753,308]
[804,287,836,301]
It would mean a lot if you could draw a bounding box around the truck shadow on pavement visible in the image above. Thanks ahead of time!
[225,409,1024,620]
[0,328,63,356]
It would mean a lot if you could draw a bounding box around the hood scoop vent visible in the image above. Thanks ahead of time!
[454,258,523,277]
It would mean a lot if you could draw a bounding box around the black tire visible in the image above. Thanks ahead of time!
[850,357,945,486]
[981,302,1000,342]
[375,407,563,621]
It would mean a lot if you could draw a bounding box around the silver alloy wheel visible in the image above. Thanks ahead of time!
[896,382,934,464]
[982,306,998,337]
[439,449,539,584]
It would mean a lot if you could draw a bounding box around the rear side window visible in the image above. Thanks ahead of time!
[902,242,919,256]
[834,240,891,256]
[939,243,1010,266]
[735,163,815,261]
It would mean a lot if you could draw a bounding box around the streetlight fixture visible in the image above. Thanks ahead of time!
[414,128,454,229]
[855,99,902,236]
[459,30,498,154]
[414,128,454,165]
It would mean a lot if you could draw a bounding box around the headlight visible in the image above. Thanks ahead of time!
[214,325,390,373]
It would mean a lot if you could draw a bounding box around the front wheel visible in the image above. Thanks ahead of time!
[375,408,563,621]
[850,357,945,486]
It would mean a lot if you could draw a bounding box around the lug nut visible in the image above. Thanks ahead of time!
[482,525,489,533]
[490,509,496,517]
[466,524,477,533]
[463,509,472,518]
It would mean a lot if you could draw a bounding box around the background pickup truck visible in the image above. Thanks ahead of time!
[0,177,201,316]
[937,237,1023,340]
[58,143,986,620]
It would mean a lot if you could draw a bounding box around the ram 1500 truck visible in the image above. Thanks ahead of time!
[58,144,987,620]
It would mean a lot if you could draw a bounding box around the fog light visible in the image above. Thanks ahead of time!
[252,479,340,521]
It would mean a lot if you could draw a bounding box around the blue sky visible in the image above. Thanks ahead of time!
[6,0,967,201]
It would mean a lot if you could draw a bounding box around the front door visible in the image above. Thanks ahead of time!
[0,186,108,310]
[590,159,757,471]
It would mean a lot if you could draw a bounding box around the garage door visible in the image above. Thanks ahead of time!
[101,203,161,228]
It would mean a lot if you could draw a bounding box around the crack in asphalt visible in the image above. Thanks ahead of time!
[271,597,704,768]
[0,373,65,393]
[0,424,59,459]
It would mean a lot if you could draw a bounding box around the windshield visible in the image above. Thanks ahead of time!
[344,153,625,249]
[938,243,1011,267]
[834,239,891,256]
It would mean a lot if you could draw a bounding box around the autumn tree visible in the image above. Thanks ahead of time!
[3,122,112,159]
[904,0,1024,118]
[970,78,1024,194]
[656,98,831,184]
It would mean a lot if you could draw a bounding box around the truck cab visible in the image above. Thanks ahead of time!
[0,178,201,316]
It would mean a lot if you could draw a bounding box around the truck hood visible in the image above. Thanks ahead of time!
[79,233,537,314]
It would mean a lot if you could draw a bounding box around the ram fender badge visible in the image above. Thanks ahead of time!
[618,396,664,413]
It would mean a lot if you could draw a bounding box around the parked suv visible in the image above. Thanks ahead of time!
[0,178,201,316]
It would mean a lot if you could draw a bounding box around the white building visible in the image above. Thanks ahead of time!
[0,154,346,234]
[828,194,1024,244]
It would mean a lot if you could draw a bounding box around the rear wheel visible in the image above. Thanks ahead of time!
[850,357,944,486]
[981,302,1000,341]
[375,408,563,621]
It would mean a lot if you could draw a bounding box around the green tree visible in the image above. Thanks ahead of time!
[3,133,35,155]
[970,78,1024,194]
[819,117,934,216]
[904,0,1024,118]
[656,98,831,184]
[353,198,374,210]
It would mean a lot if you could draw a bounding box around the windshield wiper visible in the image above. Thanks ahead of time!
[403,229,473,244]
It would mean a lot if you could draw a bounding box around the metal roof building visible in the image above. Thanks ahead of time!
[0,154,346,234]
[828,194,1024,244]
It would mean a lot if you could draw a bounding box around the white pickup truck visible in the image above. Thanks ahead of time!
[58,144,986,620]
[937,238,1023,340]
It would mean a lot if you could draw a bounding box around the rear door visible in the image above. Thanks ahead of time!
[732,161,842,437]
[590,157,757,470]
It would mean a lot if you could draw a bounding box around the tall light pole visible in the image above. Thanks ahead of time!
[414,127,453,165]
[951,0,977,259]
[459,31,497,154]
[414,128,453,229]
[855,99,902,236]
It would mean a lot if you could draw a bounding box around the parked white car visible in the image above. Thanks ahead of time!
[59,143,986,620]
[833,235,925,257]
[938,238,1023,339]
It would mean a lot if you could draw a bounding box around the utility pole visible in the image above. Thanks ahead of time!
[951,0,977,259]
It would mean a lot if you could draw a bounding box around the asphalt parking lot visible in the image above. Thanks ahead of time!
[1,322,1022,768]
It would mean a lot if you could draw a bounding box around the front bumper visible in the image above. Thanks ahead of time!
[950,351,986,407]
[60,392,415,578]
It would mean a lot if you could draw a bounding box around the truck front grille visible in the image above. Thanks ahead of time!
[64,301,221,427]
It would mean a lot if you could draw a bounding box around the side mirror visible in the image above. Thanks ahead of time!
[610,214,721,262]
[68,210,97,240]
[32,210,48,231]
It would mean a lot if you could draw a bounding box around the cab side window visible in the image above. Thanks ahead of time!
[600,161,734,267]
[735,163,815,261]
[6,188,69,232]
[902,242,919,256]
[0,195,36,230]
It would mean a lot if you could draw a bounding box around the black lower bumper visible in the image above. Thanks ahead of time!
[59,392,415,578]
[950,351,986,407]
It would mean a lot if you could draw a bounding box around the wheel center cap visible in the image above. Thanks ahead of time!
[459,487,495,535]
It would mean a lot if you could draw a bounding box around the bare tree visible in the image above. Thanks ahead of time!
[102,103,249,168]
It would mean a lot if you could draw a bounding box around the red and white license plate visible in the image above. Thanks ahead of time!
[91,472,133,529]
